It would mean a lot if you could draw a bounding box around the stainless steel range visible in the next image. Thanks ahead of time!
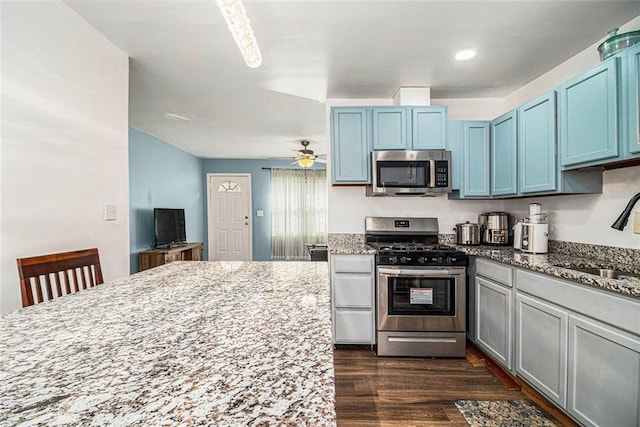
[365,217,468,357]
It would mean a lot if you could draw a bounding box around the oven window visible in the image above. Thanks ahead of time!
[387,276,455,316]
[377,161,430,188]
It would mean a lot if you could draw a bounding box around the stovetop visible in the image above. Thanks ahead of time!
[364,216,467,266]
[368,242,468,266]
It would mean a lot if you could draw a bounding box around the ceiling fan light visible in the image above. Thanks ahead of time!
[216,0,262,68]
[298,157,314,168]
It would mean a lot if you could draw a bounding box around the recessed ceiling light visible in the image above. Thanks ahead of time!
[455,49,477,61]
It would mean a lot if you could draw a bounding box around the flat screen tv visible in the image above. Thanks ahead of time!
[154,208,187,248]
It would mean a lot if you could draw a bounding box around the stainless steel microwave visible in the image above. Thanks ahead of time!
[368,150,452,196]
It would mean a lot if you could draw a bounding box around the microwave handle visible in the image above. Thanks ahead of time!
[378,267,461,277]
[429,159,436,188]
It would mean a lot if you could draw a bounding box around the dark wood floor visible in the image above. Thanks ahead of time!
[333,345,560,426]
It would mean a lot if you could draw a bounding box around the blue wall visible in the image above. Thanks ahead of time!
[202,159,326,261]
[129,128,205,272]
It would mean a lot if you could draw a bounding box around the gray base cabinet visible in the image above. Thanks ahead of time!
[515,293,568,407]
[471,258,640,427]
[475,259,514,370]
[330,254,375,344]
[567,314,640,427]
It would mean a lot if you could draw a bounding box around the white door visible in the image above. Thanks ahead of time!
[207,174,252,261]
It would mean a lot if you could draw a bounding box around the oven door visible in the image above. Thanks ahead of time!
[377,266,466,332]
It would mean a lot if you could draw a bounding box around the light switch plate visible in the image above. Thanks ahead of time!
[256,210,264,217]
[104,203,117,221]
[634,212,640,234]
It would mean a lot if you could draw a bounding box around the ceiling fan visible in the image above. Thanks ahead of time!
[292,140,327,168]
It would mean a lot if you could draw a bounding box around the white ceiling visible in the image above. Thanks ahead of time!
[63,0,640,159]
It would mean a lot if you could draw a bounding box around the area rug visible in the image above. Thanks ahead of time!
[454,400,557,426]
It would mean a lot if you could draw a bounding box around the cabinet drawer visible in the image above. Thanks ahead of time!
[476,258,513,286]
[334,275,373,308]
[515,269,640,336]
[332,255,373,273]
[334,309,374,343]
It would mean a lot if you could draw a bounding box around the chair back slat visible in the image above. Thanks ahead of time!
[17,248,104,308]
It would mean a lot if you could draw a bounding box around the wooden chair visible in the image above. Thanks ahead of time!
[17,248,104,307]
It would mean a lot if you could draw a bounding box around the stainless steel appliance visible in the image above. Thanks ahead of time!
[478,211,510,245]
[514,203,549,254]
[454,222,480,245]
[520,223,549,253]
[368,150,452,196]
[365,217,468,357]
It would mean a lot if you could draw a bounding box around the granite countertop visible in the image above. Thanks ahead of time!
[328,237,640,298]
[453,244,640,297]
[0,261,336,426]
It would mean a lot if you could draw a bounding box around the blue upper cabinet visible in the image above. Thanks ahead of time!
[331,107,370,184]
[447,121,463,191]
[371,107,409,150]
[461,121,490,197]
[626,43,640,155]
[491,110,518,196]
[519,91,557,194]
[412,106,447,149]
[559,57,619,167]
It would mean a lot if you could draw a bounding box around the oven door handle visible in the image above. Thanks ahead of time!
[377,267,462,277]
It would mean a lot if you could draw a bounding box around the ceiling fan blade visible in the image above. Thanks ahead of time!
[315,158,327,164]
[317,154,327,160]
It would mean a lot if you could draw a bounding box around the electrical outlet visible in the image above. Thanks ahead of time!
[634,212,640,234]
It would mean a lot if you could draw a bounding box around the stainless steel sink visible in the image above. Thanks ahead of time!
[555,265,640,280]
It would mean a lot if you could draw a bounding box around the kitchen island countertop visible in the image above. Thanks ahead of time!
[0,261,336,426]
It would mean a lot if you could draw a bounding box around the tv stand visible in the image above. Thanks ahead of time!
[138,242,203,272]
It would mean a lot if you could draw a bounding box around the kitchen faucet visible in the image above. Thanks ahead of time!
[611,192,640,231]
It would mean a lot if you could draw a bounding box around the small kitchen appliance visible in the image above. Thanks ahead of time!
[454,222,480,246]
[478,212,510,245]
[520,223,549,254]
[514,203,549,254]
[365,217,468,357]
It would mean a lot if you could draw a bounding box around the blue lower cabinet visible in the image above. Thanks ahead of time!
[559,57,620,167]
[491,110,518,196]
[519,91,557,194]
[331,107,370,184]
[462,121,491,197]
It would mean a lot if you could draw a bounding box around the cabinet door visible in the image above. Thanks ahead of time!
[462,121,490,197]
[518,91,557,194]
[491,110,518,196]
[412,106,447,150]
[476,276,513,369]
[560,57,619,166]
[515,293,568,407]
[372,107,408,150]
[567,314,640,427]
[626,43,640,155]
[447,120,463,191]
[331,107,370,183]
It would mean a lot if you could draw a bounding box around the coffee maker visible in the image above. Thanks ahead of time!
[514,203,549,254]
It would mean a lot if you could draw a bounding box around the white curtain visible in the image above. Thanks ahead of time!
[271,168,327,260]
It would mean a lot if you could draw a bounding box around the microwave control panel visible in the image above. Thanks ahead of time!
[434,160,449,188]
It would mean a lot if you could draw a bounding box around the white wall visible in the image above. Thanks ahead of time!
[0,1,130,313]
[327,14,640,250]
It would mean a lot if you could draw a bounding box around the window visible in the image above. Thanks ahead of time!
[270,168,327,260]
